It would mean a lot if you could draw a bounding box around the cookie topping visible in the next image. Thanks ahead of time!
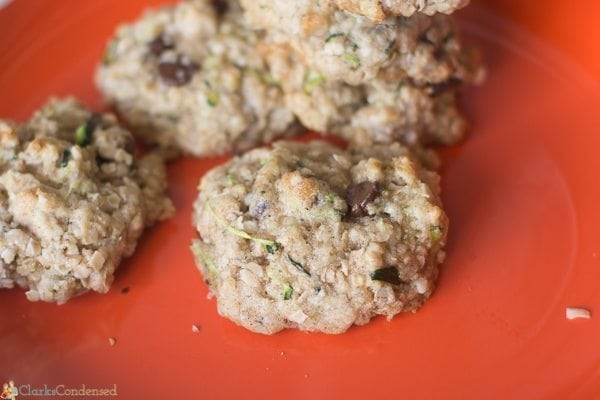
[427,77,462,96]
[75,113,102,147]
[287,255,311,277]
[283,283,293,300]
[147,34,174,57]
[370,267,402,285]
[60,149,71,167]
[212,0,229,17]
[158,57,198,86]
[346,181,378,218]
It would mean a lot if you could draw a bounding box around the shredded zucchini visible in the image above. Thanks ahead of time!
[303,70,325,94]
[342,53,361,69]
[206,203,279,251]
[283,283,293,300]
[266,242,280,254]
[102,40,118,65]
[74,124,92,147]
[325,32,344,43]
[207,91,219,107]
[429,225,444,242]
[226,173,237,185]
[190,242,219,276]
[60,149,71,168]
[287,255,311,277]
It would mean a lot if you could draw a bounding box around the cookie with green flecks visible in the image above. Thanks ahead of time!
[240,0,481,86]
[96,0,296,158]
[0,97,174,304]
[191,140,447,334]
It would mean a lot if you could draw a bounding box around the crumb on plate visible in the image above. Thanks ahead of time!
[565,307,591,320]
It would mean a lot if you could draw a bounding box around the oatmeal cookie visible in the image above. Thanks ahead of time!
[191,140,447,334]
[262,41,469,151]
[0,97,174,303]
[240,0,480,86]
[96,0,296,157]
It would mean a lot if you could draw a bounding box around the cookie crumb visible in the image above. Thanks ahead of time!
[191,324,201,333]
[108,337,117,346]
[566,307,591,320]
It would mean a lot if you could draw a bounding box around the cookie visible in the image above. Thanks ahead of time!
[191,140,447,334]
[96,0,296,157]
[262,41,469,153]
[0,97,174,303]
[240,0,481,86]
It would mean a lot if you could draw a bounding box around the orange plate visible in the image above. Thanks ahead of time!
[1,1,600,399]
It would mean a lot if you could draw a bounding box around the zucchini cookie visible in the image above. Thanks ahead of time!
[191,141,447,334]
[334,0,469,23]
[96,0,296,157]
[262,42,469,151]
[240,0,481,86]
[0,97,174,304]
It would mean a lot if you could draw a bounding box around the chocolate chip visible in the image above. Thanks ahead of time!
[426,77,462,96]
[87,113,104,132]
[158,57,199,86]
[212,0,229,16]
[370,267,402,285]
[433,47,447,61]
[76,113,103,147]
[418,31,436,45]
[123,133,136,154]
[147,34,173,57]
[346,181,378,218]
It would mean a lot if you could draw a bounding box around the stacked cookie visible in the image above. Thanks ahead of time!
[96,0,298,158]
[97,0,482,160]
[246,0,482,155]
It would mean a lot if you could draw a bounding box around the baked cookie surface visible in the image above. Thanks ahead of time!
[334,0,469,22]
[241,0,479,86]
[192,140,447,334]
[0,97,174,303]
